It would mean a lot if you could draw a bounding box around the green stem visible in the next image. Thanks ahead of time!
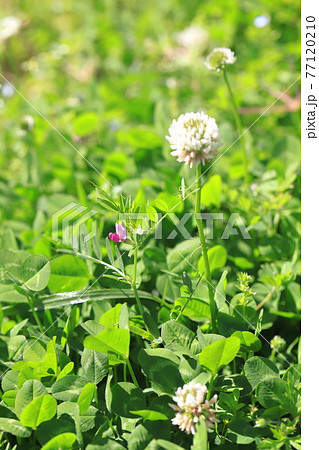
[284,441,290,450]
[162,276,169,304]
[126,359,139,387]
[223,68,249,183]
[108,419,118,439]
[28,297,44,333]
[232,358,237,374]
[123,363,127,382]
[195,165,217,332]
[134,186,197,252]
[132,248,145,319]
[175,276,201,322]
[132,247,153,335]
[243,298,246,319]
[207,373,218,399]
[132,284,145,319]
[270,348,276,362]
[94,389,99,408]
[74,411,84,448]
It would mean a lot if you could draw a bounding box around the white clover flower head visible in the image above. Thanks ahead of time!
[204,47,236,72]
[166,112,222,168]
[170,381,218,435]
[173,381,207,409]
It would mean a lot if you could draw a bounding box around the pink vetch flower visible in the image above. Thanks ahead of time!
[108,222,127,243]
[169,381,219,435]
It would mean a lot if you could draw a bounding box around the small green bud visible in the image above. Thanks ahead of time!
[255,418,268,428]
[270,335,286,352]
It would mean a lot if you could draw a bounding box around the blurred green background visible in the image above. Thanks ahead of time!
[0,0,300,221]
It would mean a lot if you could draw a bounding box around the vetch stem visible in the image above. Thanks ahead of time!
[195,165,217,332]
[223,68,249,183]
[132,247,151,333]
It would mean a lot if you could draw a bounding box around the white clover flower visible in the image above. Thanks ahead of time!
[176,25,209,51]
[270,335,286,352]
[204,47,236,72]
[166,112,222,168]
[170,381,218,435]
[0,17,22,41]
[173,381,207,409]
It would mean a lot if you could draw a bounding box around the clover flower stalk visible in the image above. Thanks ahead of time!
[170,382,218,435]
[205,48,249,184]
[166,112,221,332]
[223,67,249,181]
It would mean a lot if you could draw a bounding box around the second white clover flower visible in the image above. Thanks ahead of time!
[204,47,236,72]
[170,381,218,435]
